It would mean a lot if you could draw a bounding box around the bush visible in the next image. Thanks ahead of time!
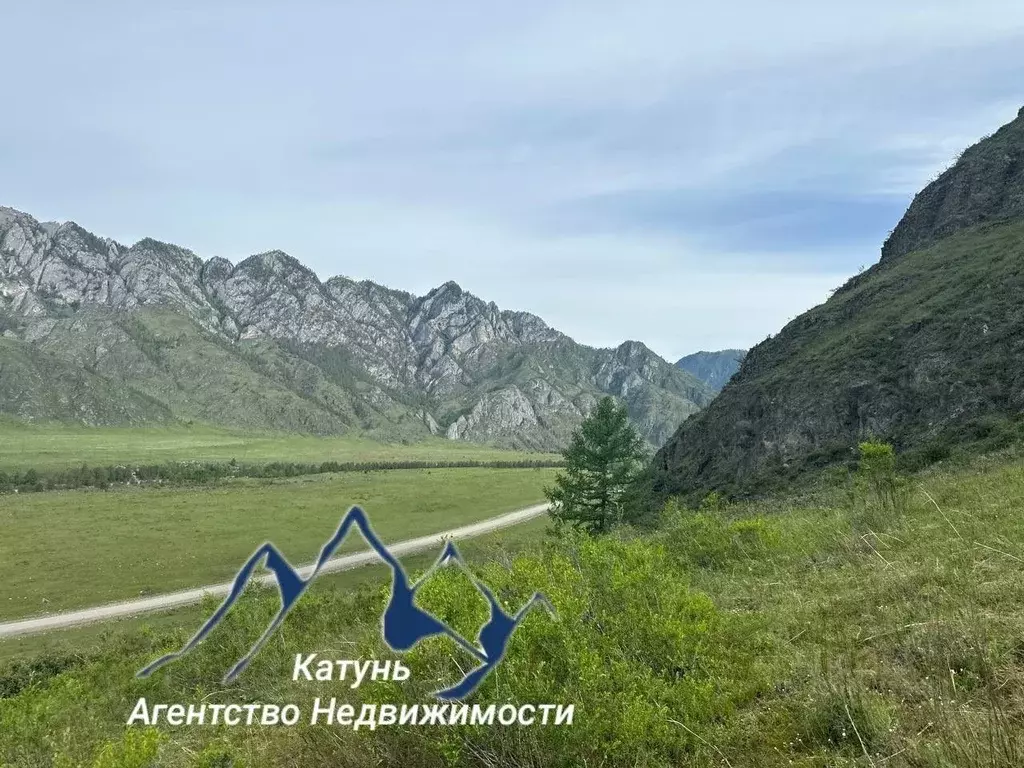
[346,532,767,767]
[660,502,781,570]
[856,440,910,519]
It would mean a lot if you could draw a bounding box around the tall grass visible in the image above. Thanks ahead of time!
[2,457,1024,766]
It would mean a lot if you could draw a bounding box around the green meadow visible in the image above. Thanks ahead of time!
[0,514,551,663]
[2,455,1023,766]
[0,467,556,619]
[0,421,559,472]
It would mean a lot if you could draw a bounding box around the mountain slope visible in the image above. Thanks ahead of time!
[0,207,714,449]
[0,335,174,425]
[881,106,1024,262]
[653,107,1024,500]
[675,349,747,392]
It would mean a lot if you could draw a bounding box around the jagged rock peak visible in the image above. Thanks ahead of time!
[0,203,716,448]
[236,249,312,273]
[435,280,463,296]
[616,339,652,355]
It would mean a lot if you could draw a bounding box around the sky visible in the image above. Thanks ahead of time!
[2,2,1023,362]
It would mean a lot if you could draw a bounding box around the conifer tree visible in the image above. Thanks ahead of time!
[546,396,648,534]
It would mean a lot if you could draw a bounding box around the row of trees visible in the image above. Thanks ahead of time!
[0,458,565,494]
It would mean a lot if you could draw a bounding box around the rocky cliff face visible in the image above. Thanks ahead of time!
[881,106,1024,261]
[653,107,1024,500]
[675,349,747,392]
[0,207,713,449]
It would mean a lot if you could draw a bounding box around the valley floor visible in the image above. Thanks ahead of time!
[0,467,556,619]
[2,453,1024,766]
[0,421,559,471]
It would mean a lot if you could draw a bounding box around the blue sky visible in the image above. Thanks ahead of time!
[2,2,1022,361]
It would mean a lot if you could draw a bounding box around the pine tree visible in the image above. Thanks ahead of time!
[545,396,648,534]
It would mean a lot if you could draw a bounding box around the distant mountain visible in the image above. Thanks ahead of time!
[0,207,714,449]
[675,349,746,392]
[653,106,1024,500]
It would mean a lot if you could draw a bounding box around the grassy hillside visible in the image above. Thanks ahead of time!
[2,456,1022,766]
[0,467,556,618]
[0,337,174,425]
[28,308,423,438]
[655,219,1024,501]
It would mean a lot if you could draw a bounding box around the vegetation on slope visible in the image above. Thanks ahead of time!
[0,336,174,426]
[654,219,1024,502]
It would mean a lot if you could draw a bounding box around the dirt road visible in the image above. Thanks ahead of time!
[0,502,551,639]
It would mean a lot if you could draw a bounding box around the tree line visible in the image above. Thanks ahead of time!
[0,458,565,494]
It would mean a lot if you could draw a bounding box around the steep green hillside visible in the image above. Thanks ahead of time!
[29,307,409,437]
[0,336,174,426]
[653,108,1024,501]
[654,218,1024,500]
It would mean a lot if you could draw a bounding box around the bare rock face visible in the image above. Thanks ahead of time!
[881,107,1024,261]
[446,387,540,441]
[0,206,714,448]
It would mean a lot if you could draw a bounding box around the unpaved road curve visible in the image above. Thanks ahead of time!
[0,502,551,639]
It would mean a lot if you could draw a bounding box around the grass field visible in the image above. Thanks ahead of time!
[3,455,1023,767]
[0,421,560,471]
[0,515,551,663]
[0,467,557,619]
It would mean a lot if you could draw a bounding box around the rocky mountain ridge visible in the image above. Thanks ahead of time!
[0,207,714,449]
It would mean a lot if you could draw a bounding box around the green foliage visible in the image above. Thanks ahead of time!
[0,652,87,698]
[697,490,728,513]
[659,500,781,570]
[856,440,910,518]
[345,532,764,767]
[90,728,161,768]
[545,396,648,534]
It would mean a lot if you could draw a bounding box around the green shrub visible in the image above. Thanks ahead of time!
[89,727,161,768]
[347,533,766,767]
[856,440,911,520]
[659,501,781,570]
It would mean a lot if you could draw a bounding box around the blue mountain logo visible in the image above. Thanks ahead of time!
[136,506,553,700]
